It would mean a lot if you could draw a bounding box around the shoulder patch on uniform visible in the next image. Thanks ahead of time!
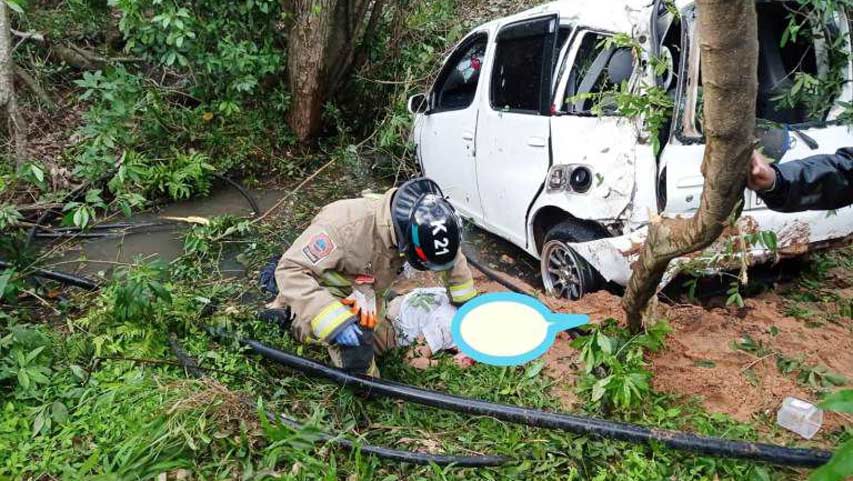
[302,232,336,265]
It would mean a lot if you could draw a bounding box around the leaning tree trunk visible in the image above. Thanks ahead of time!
[622,0,758,333]
[0,0,26,167]
[285,0,384,143]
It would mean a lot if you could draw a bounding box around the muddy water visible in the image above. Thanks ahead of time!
[47,186,285,278]
[44,180,545,287]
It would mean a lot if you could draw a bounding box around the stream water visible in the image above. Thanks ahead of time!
[47,186,285,278]
[43,181,543,290]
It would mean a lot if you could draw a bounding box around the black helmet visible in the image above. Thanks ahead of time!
[391,178,462,271]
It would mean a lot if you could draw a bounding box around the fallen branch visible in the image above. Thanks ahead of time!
[14,66,54,107]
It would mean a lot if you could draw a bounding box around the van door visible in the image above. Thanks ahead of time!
[476,15,559,247]
[549,29,652,223]
[419,32,490,223]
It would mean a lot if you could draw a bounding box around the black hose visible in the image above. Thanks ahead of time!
[214,330,832,468]
[168,333,507,466]
[463,253,534,295]
[0,260,99,291]
[213,173,261,216]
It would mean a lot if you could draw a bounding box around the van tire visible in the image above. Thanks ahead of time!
[540,221,607,300]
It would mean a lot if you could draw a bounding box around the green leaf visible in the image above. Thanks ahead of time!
[17,370,29,390]
[0,270,13,301]
[591,377,610,402]
[25,345,45,363]
[51,401,68,424]
[4,0,23,14]
[70,364,87,381]
[524,360,546,379]
[819,389,853,413]
[29,164,44,183]
[73,207,91,229]
[32,411,45,437]
[810,439,853,481]
[596,333,613,355]
[750,466,771,481]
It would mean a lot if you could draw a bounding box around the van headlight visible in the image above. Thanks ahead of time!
[546,165,593,194]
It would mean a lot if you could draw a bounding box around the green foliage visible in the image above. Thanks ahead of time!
[572,319,670,411]
[182,215,253,259]
[110,0,283,105]
[773,0,853,119]
[819,388,853,413]
[810,389,853,481]
[734,335,847,387]
[0,324,53,395]
[106,260,173,324]
[0,205,23,230]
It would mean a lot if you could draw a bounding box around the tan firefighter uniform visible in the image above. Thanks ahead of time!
[270,188,478,369]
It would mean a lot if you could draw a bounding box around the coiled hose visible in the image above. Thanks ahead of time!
[210,329,833,468]
[168,334,507,466]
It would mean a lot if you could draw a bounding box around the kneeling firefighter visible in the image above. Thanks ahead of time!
[268,178,478,376]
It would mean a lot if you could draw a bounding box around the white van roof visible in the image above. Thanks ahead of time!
[478,0,694,34]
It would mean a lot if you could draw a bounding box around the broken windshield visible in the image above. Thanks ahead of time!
[680,1,851,139]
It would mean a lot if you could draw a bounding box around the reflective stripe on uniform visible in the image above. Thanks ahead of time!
[448,280,477,303]
[311,301,353,340]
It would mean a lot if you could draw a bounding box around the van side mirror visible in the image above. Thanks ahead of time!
[607,48,635,85]
[408,94,429,115]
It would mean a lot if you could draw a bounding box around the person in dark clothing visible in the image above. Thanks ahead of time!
[748,148,853,212]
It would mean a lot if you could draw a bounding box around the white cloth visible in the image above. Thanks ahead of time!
[393,288,458,353]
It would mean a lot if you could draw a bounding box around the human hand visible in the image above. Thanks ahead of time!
[341,297,377,328]
[748,150,777,192]
[333,322,362,346]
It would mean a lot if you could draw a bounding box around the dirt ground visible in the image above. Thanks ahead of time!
[541,277,851,441]
[395,257,853,442]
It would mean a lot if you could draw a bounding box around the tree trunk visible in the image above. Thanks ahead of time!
[285,0,382,143]
[622,0,758,333]
[0,1,26,167]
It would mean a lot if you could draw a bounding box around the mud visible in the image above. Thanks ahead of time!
[533,283,852,437]
[653,295,851,434]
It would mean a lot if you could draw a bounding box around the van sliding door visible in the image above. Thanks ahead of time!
[475,14,559,247]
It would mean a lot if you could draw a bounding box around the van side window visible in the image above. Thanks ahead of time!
[491,30,549,112]
[564,32,636,115]
[432,34,488,112]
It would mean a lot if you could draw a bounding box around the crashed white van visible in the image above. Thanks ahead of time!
[409,0,853,298]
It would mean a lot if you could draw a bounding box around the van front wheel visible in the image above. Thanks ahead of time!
[540,222,606,300]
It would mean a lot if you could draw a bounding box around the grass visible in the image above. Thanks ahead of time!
[5,173,848,480]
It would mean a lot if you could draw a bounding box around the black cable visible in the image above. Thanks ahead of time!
[211,329,832,468]
[213,173,261,216]
[463,253,534,295]
[0,260,99,291]
[168,333,507,466]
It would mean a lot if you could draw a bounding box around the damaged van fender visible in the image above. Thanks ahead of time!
[567,207,853,291]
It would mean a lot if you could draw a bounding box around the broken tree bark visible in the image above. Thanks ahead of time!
[284,0,386,143]
[0,0,26,167]
[622,0,758,333]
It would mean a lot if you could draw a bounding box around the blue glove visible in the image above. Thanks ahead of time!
[333,322,362,347]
